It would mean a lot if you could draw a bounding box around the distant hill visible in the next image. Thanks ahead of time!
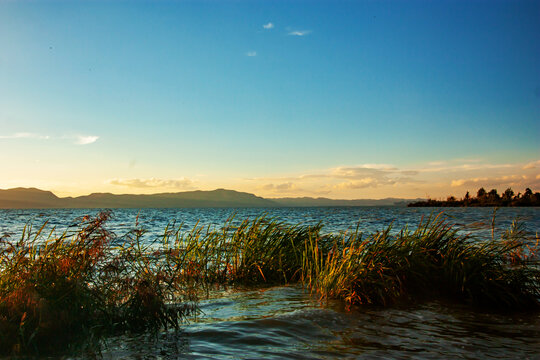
[0,187,421,209]
[0,187,62,209]
[65,189,276,208]
[0,188,275,209]
[271,197,423,207]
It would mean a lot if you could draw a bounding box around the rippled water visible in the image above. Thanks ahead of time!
[102,285,540,359]
[1,207,539,359]
[1,206,539,241]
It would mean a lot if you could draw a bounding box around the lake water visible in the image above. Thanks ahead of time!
[1,207,539,359]
[1,206,539,241]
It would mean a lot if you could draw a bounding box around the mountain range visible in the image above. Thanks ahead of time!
[0,187,423,209]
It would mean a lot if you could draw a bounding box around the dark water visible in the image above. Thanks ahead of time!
[102,285,540,360]
[1,207,539,359]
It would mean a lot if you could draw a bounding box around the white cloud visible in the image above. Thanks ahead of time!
[288,30,311,36]
[0,132,99,145]
[0,132,50,140]
[263,22,274,29]
[523,160,540,170]
[74,135,99,145]
[246,51,257,57]
[109,177,194,189]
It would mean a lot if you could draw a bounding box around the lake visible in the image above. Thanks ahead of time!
[1,207,539,359]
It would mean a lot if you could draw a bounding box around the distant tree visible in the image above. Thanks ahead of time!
[518,188,534,205]
[408,186,538,207]
[477,187,487,198]
[502,188,514,201]
[488,189,500,201]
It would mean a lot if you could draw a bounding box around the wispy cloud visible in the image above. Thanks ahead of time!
[288,30,311,36]
[249,164,401,182]
[263,22,274,29]
[450,177,488,187]
[261,182,299,192]
[109,177,194,189]
[247,158,539,198]
[523,160,540,170]
[246,51,257,57]
[73,135,99,145]
[450,175,534,189]
[334,178,386,190]
[419,162,513,173]
[0,132,98,145]
[0,132,50,140]
[251,164,418,191]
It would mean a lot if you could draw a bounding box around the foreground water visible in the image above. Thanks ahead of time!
[1,207,539,359]
[103,285,540,359]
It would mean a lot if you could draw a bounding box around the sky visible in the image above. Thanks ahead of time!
[0,0,539,199]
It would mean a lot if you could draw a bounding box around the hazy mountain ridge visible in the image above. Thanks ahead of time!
[0,188,421,209]
[0,187,62,209]
[271,197,423,207]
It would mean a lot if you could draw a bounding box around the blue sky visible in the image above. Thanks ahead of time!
[1,0,539,198]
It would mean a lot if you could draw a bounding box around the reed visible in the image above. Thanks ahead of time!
[302,214,540,308]
[0,211,538,355]
[0,211,197,355]
[141,215,319,290]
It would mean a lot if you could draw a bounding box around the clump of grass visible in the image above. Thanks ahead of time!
[159,216,320,286]
[0,211,197,355]
[303,214,540,309]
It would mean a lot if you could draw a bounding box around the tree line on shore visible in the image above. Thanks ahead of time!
[408,187,540,207]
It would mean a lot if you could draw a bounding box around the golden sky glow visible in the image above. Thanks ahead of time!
[1,1,539,199]
[1,156,538,200]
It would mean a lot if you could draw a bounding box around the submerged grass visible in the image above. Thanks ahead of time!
[0,211,538,355]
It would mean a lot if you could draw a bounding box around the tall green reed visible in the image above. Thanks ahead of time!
[0,211,538,356]
[302,213,540,308]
